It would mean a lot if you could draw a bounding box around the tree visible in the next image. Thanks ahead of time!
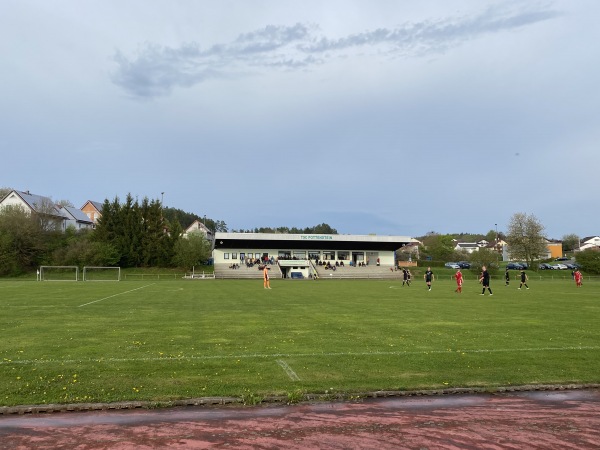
[172,233,212,269]
[52,231,119,267]
[575,249,600,274]
[484,229,498,243]
[469,248,499,276]
[311,223,338,234]
[422,234,455,261]
[0,187,11,199]
[34,196,63,232]
[93,194,177,268]
[56,199,74,207]
[0,205,45,275]
[506,212,547,267]
[562,233,580,252]
[139,197,168,266]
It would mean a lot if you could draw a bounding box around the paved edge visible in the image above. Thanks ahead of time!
[2,383,600,415]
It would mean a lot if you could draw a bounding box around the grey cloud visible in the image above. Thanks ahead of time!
[112,4,562,99]
[300,5,562,54]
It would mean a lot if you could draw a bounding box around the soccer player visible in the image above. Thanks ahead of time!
[454,268,463,293]
[518,270,529,290]
[402,268,411,286]
[263,266,271,289]
[479,265,493,296]
[574,269,583,288]
[505,268,510,286]
[424,267,434,291]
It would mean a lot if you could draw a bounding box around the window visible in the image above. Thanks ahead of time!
[232,253,237,259]
[323,251,335,261]
[338,251,349,260]
[224,253,230,260]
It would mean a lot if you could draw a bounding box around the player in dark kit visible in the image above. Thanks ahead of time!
[402,268,411,286]
[505,268,510,286]
[479,265,493,296]
[518,270,529,290]
[424,267,434,291]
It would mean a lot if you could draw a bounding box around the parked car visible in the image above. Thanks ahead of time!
[539,263,553,270]
[457,261,471,269]
[555,257,569,261]
[506,262,524,270]
[566,263,581,270]
[444,262,460,269]
[552,263,568,270]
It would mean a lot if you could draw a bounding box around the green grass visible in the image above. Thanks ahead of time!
[1,277,598,407]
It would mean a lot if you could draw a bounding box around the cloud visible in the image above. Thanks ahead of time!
[111,3,562,99]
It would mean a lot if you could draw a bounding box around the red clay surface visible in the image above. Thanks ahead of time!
[1,389,599,449]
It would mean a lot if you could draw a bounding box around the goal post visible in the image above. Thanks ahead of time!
[83,266,121,281]
[39,266,79,281]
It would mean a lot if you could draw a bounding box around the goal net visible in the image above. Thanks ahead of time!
[83,266,121,281]
[39,266,79,281]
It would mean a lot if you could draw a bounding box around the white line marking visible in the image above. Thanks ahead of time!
[78,283,156,307]
[276,359,301,381]
[2,346,598,366]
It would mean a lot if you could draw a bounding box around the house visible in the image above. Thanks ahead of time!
[546,239,563,259]
[502,238,563,261]
[453,239,501,254]
[80,200,104,225]
[58,205,94,231]
[579,236,600,251]
[0,190,94,232]
[183,220,214,243]
[0,189,65,231]
[454,242,480,254]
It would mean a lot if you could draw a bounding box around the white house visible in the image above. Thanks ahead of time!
[0,189,94,232]
[454,242,480,254]
[183,220,214,242]
[58,205,94,231]
[0,190,65,231]
[579,236,600,251]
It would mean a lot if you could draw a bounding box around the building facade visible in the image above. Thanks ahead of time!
[213,232,418,278]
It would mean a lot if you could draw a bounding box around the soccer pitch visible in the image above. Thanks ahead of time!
[1,277,599,407]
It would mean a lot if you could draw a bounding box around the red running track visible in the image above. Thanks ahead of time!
[1,389,599,449]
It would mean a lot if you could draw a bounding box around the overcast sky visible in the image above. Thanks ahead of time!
[2,0,598,238]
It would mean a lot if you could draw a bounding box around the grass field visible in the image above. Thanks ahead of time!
[1,275,599,407]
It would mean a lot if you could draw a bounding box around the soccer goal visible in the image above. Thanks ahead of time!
[83,266,121,281]
[39,266,79,281]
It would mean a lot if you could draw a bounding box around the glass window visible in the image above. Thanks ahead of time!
[338,251,349,260]
[232,253,237,259]
[224,253,230,260]
[323,251,335,261]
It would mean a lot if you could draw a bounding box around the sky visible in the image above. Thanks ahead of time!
[2,0,599,239]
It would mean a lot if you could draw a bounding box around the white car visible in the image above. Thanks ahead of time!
[444,262,460,269]
[552,263,568,270]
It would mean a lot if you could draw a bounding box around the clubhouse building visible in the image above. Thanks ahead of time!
[213,232,418,278]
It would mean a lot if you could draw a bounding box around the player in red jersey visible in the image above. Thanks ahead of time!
[454,268,463,293]
[574,269,582,287]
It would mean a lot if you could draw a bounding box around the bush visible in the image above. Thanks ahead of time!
[575,250,600,274]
